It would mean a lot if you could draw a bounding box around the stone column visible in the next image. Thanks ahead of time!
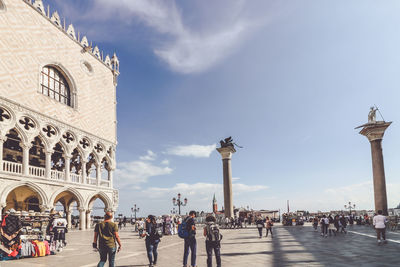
[22,143,31,176]
[0,137,5,172]
[216,146,236,219]
[79,208,86,230]
[45,150,52,179]
[81,160,87,184]
[65,155,71,182]
[67,211,72,229]
[86,209,92,230]
[0,203,6,220]
[358,121,391,215]
[96,165,101,186]
[109,170,114,188]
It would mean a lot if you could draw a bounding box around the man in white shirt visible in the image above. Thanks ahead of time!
[373,210,387,245]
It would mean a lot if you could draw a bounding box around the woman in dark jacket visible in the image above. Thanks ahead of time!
[143,215,161,267]
[255,217,264,238]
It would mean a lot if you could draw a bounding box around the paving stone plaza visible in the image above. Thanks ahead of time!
[2,223,399,267]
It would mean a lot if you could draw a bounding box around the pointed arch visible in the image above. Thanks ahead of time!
[1,181,49,207]
[49,187,84,208]
[86,191,112,210]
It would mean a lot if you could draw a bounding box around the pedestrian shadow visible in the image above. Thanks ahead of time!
[221,251,273,257]
[117,265,148,267]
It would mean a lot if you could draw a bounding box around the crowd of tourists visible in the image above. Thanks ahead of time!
[313,210,388,245]
[93,210,223,267]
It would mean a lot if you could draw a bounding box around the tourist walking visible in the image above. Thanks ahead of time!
[182,210,197,267]
[203,215,222,267]
[328,215,336,236]
[373,210,388,245]
[312,217,319,231]
[320,215,328,237]
[339,215,347,234]
[93,212,122,267]
[256,216,264,238]
[265,217,273,238]
[143,215,161,267]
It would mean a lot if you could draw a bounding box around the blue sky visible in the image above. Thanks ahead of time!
[50,0,400,216]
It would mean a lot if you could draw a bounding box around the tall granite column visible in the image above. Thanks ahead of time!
[217,146,236,219]
[358,121,391,215]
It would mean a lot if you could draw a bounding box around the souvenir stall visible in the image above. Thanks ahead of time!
[0,209,61,261]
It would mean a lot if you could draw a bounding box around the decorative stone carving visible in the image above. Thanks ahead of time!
[33,0,46,16]
[67,24,76,40]
[19,116,35,131]
[0,107,11,123]
[50,11,61,27]
[42,125,57,138]
[81,36,89,47]
[93,46,101,59]
[104,55,111,67]
[80,138,90,149]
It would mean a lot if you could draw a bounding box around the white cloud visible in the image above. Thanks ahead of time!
[115,160,173,187]
[92,0,264,73]
[232,177,241,181]
[161,159,170,165]
[139,150,157,161]
[165,144,217,158]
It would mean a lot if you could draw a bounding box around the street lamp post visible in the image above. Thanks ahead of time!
[131,204,140,221]
[172,193,187,215]
[344,202,356,215]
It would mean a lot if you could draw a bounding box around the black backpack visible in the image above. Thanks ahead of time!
[152,224,163,239]
[206,223,222,243]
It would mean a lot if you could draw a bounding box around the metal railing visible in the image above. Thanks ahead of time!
[100,180,110,187]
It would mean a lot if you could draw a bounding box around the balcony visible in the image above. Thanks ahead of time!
[1,159,112,188]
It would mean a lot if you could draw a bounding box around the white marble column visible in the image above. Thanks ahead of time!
[0,203,6,220]
[22,143,32,176]
[65,155,71,182]
[79,208,86,230]
[81,160,87,184]
[67,211,72,229]
[109,170,114,188]
[45,150,52,179]
[0,137,5,172]
[96,165,101,186]
[86,209,92,230]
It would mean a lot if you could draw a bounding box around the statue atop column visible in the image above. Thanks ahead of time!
[368,107,377,123]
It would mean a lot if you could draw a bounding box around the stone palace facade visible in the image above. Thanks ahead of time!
[0,0,119,230]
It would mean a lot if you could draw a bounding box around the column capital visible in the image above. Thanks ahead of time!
[21,142,33,150]
[357,121,392,142]
[45,149,54,155]
[216,146,236,160]
[78,207,86,213]
[86,209,92,214]
[0,202,6,209]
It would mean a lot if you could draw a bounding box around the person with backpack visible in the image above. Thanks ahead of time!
[142,215,161,267]
[93,212,122,267]
[255,216,264,238]
[203,215,222,267]
[180,210,197,267]
[265,217,273,238]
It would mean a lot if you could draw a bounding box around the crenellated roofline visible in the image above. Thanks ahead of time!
[22,0,120,76]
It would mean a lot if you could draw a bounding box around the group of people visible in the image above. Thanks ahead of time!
[315,214,348,237]
[255,216,274,238]
[92,210,223,267]
[314,210,388,245]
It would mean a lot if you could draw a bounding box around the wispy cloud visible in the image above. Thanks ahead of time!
[165,144,217,158]
[139,150,157,161]
[84,0,269,73]
[115,160,173,187]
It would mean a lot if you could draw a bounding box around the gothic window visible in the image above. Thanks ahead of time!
[40,66,71,106]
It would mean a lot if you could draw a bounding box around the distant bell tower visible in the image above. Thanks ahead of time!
[213,194,218,214]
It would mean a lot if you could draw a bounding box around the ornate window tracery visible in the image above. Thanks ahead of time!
[40,66,71,106]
